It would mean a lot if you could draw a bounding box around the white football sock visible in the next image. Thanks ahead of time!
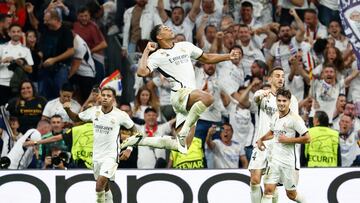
[137,136,178,150]
[272,187,279,203]
[105,190,113,203]
[96,191,105,203]
[251,184,262,203]
[261,195,273,203]
[178,101,207,137]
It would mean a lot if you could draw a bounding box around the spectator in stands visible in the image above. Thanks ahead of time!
[195,0,222,28]
[24,2,39,31]
[73,6,107,83]
[42,83,81,126]
[238,1,262,29]
[43,146,69,169]
[0,13,10,44]
[333,102,360,132]
[44,0,76,23]
[332,94,347,122]
[168,136,204,169]
[0,0,27,27]
[313,47,347,80]
[69,33,96,104]
[327,20,349,52]
[38,9,74,99]
[304,9,328,43]
[132,86,159,124]
[303,111,341,167]
[0,116,22,157]
[157,0,200,42]
[309,64,345,123]
[206,123,248,168]
[338,114,360,167]
[0,23,33,105]
[25,30,42,88]
[136,107,174,168]
[152,74,175,121]
[196,17,217,52]
[345,62,360,104]
[39,114,67,160]
[7,79,47,134]
[6,119,50,169]
[287,50,310,101]
[279,0,308,25]
[122,0,162,54]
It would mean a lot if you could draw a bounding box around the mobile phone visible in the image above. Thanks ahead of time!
[215,126,222,132]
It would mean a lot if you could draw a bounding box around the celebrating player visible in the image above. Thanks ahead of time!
[249,67,298,203]
[257,88,310,203]
[123,24,240,154]
[63,87,141,203]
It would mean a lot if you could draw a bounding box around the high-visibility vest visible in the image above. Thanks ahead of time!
[71,123,94,169]
[171,137,204,169]
[305,126,339,167]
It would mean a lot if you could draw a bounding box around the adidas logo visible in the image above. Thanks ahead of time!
[291,185,296,188]
[104,171,108,174]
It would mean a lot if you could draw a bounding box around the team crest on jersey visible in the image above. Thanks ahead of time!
[20,100,25,107]
[37,104,42,109]
[180,48,186,53]
[160,51,169,57]
[110,119,115,125]
[95,111,100,118]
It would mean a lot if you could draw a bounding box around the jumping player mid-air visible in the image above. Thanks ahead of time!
[121,24,240,153]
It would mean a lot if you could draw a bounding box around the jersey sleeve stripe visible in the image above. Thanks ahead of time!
[195,51,204,60]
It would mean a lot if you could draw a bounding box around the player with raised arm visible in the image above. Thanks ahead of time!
[249,67,299,203]
[257,88,310,203]
[63,86,141,203]
[122,24,240,154]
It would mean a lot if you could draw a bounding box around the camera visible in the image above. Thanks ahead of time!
[0,156,11,169]
[215,126,222,132]
[51,152,69,166]
[7,60,19,71]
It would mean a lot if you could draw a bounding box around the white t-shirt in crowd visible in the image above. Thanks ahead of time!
[241,43,265,75]
[228,101,256,147]
[339,131,360,167]
[195,67,223,122]
[269,111,308,169]
[217,61,245,95]
[147,41,203,91]
[0,42,33,86]
[165,16,195,42]
[212,139,245,168]
[285,75,305,101]
[73,34,96,78]
[7,129,41,169]
[310,79,345,122]
[153,74,172,106]
[43,98,81,123]
[78,106,134,161]
[196,8,223,28]
[136,122,172,169]
[304,23,328,41]
[348,61,360,103]
[253,89,299,146]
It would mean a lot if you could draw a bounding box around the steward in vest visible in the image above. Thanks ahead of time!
[302,111,341,167]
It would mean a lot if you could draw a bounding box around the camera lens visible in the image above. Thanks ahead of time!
[52,156,61,165]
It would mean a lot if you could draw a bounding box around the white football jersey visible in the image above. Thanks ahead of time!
[79,106,134,161]
[269,111,308,169]
[253,90,299,145]
[147,41,203,91]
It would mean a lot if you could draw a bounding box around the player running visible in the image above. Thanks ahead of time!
[249,67,298,203]
[123,24,240,154]
[257,88,310,203]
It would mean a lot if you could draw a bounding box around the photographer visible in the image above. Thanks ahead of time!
[43,147,69,169]
[0,23,33,105]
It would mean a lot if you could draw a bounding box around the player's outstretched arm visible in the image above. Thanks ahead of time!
[278,132,311,144]
[63,102,81,122]
[198,49,240,64]
[137,42,156,77]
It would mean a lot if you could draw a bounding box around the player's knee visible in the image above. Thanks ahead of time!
[263,187,274,196]
[250,175,261,185]
[201,93,214,106]
[286,191,297,200]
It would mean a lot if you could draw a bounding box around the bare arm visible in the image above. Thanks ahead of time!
[63,102,81,122]
[289,8,305,43]
[206,126,217,150]
[238,78,261,107]
[137,42,156,77]
[279,132,311,144]
[54,48,75,64]
[196,15,209,49]
[91,41,108,53]
[26,3,39,30]
[220,90,231,107]
[198,48,240,64]
[345,69,360,87]
[260,130,274,142]
[188,0,201,22]
[290,0,305,7]
[68,58,81,78]
[240,155,248,169]
[157,0,169,23]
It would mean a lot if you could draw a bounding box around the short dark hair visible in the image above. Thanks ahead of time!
[150,24,163,43]
[230,45,243,55]
[9,23,22,31]
[205,24,217,33]
[101,86,116,97]
[322,63,336,71]
[314,111,329,127]
[61,83,74,92]
[51,114,63,120]
[223,122,233,132]
[77,6,90,14]
[145,107,157,114]
[254,59,268,71]
[268,67,284,77]
[304,8,317,15]
[241,1,253,9]
[276,88,291,100]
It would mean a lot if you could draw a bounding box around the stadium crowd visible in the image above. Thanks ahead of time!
[0,0,359,170]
